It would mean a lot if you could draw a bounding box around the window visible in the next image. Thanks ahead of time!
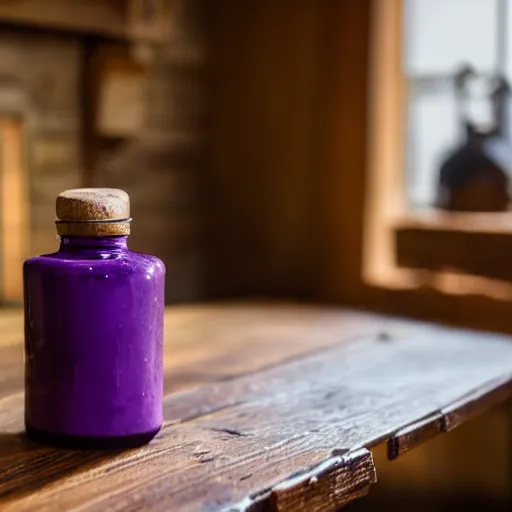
[404,0,510,208]
[364,0,512,298]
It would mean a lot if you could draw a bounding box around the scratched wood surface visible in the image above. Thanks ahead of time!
[1,301,512,511]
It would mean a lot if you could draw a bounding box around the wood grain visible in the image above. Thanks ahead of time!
[395,223,512,282]
[1,302,512,511]
[0,0,172,42]
[388,413,443,460]
[270,449,376,512]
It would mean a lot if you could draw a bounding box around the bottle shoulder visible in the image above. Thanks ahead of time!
[24,250,166,277]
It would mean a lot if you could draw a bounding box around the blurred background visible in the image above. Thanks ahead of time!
[0,0,206,305]
[0,0,511,510]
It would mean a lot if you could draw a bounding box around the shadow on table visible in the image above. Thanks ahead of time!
[0,433,120,503]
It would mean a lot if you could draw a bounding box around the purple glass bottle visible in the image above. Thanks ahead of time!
[23,188,165,449]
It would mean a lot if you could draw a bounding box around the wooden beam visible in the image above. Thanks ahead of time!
[0,0,172,42]
[395,224,512,282]
[0,118,28,305]
[270,449,376,512]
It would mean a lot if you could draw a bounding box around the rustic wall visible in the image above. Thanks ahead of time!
[95,0,206,303]
[204,0,328,298]
[0,28,83,258]
[0,0,206,304]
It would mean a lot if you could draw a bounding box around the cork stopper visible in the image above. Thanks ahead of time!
[56,188,131,236]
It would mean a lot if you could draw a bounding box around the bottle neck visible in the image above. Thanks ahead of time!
[59,235,128,253]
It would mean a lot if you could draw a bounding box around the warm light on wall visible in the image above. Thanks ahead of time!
[0,117,28,304]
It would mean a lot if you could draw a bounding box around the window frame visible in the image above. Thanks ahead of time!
[364,0,512,288]
[335,0,512,333]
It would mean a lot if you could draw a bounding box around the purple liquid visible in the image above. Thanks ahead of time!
[23,235,165,448]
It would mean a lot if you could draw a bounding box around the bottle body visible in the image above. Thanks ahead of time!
[23,236,165,448]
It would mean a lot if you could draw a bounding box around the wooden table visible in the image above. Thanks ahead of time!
[1,302,512,511]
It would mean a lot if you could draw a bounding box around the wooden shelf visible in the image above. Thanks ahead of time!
[394,210,512,235]
[2,302,512,510]
[0,0,173,43]
[394,211,512,282]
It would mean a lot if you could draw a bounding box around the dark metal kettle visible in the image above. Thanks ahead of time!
[436,65,511,212]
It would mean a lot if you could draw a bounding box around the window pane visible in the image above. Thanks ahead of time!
[505,0,512,77]
[406,78,460,208]
[404,0,498,76]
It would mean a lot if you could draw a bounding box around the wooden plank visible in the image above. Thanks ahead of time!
[0,303,390,396]
[0,0,172,42]
[205,0,372,301]
[441,373,512,432]
[270,449,376,512]
[0,0,127,38]
[394,224,512,282]
[1,303,512,511]
[388,413,443,460]
[0,118,28,305]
